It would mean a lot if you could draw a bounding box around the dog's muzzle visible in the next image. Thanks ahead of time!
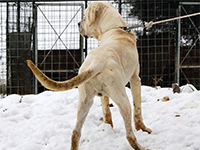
[78,22,88,38]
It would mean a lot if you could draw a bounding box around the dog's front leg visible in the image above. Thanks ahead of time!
[71,85,94,150]
[130,74,152,134]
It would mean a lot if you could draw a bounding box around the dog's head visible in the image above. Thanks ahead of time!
[78,2,127,40]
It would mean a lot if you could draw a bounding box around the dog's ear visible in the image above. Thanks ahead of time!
[88,3,102,27]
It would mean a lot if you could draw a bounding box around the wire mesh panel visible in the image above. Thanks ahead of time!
[0,3,7,98]
[35,2,84,93]
[86,0,177,87]
[6,2,34,95]
[179,2,200,89]
[125,0,177,87]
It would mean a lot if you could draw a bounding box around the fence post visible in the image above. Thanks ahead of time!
[175,4,181,84]
[84,0,88,58]
[118,0,121,14]
[33,0,38,94]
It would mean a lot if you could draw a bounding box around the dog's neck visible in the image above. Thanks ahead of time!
[103,26,131,34]
[95,8,128,41]
[99,28,136,46]
[96,26,130,41]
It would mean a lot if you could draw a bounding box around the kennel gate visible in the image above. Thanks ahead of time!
[35,2,84,93]
[176,2,200,89]
[4,1,84,95]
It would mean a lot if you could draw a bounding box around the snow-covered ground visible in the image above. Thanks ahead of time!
[0,84,200,150]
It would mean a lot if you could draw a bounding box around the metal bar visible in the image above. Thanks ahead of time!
[181,66,200,69]
[84,0,87,57]
[80,3,84,63]
[17,1,20,32]
[41,70,78,73]
[118,0,121,14]
[36,3,84,6]
[33,0,38,94]
[175,4,181,84]
[180,2,200,5]
[0,0,101,2]
[180,69,190,84]
[6,2,9,95]
[38,49,80,51]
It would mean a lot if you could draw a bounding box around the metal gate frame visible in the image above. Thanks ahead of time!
[176,2,200,87]
[34,2,84,93]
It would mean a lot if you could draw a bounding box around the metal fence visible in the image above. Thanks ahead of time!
[35,2,84,93]
[0,3,7,98]
[177,2,200,89]
[0,0,200,98]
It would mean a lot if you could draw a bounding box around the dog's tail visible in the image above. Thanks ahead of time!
[27,60,94,91]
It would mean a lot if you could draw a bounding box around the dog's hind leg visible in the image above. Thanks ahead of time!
[109,87,147,150]
[101,96,113,128]
[71,84,95,150]
[130,74,152,134]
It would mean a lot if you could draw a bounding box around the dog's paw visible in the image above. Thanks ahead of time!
[100,117,113,128]
[135,122,152,134]
[139,126,152,134]
[143,127,152,134]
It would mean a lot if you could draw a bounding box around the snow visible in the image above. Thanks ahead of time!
[0,84,200,150]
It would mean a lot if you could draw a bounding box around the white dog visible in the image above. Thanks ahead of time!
[27,2,151,150]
